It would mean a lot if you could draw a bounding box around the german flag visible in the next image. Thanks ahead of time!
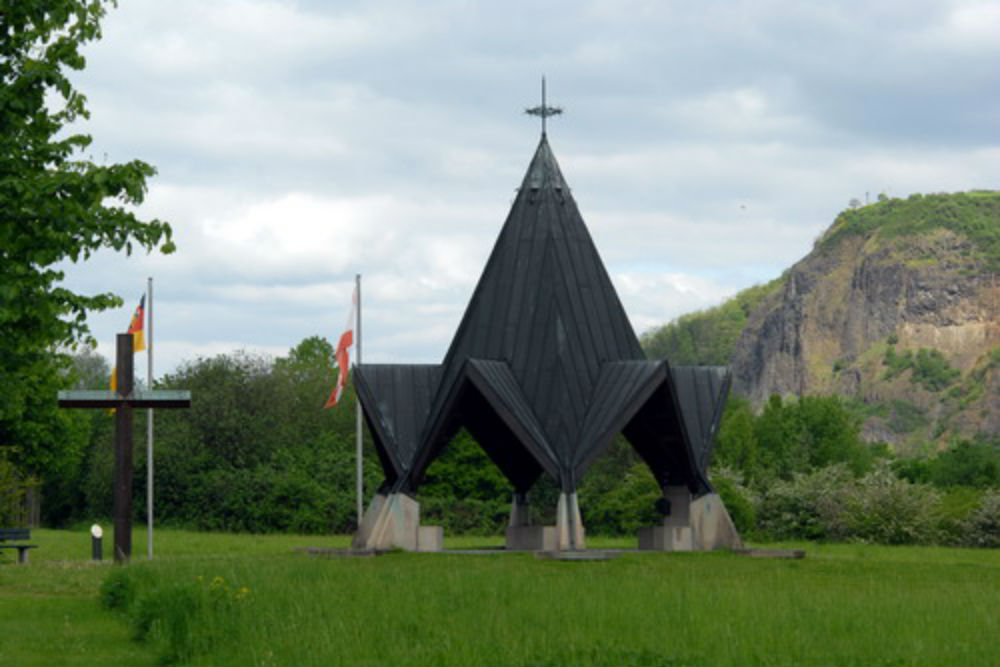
[127,294,146,352]
[110,294,146,400]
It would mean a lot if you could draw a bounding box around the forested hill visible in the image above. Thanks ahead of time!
[642,191,1000,452]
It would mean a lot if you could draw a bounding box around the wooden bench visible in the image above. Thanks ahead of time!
[0,528,37,564]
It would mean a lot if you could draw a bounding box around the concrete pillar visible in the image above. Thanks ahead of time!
[663,486,691,526]
[508,492,532,527]
[555,491,586,551]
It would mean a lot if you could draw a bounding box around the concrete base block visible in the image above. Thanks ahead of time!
[638,525,693,551]
[505,525,558,551]
[416,525,443,552]
[351,493,388,550]
[351,493,444,552]
[690,493,743,550]
[638,490,743,552]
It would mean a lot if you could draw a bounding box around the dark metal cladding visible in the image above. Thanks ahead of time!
[465,359,559,477]
[412,134,645,491]
[353,133,733,499]
[669,366,732,473]
[573,361,667,477]
[353,364,441,486]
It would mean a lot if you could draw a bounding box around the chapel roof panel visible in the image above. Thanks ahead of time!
[355,364,441,477]
[669,366,732,474]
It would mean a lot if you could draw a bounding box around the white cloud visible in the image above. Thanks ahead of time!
[942,2,1000,49]
[53,0,999,378]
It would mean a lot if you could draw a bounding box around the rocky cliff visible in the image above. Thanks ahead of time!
[729,191,999,452]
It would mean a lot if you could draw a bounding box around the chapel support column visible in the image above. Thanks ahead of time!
[555,490,585,551]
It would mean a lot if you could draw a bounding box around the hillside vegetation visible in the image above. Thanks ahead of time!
[818,190,1000,271]
[641,279,783,365]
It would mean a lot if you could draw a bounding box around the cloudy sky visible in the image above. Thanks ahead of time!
[58,0,1000,380]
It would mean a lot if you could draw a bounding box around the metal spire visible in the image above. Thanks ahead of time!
[525,76,562,135]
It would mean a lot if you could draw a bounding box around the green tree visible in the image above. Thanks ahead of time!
[120,339,379,533]
[1,1,174,506]
[713,395,759,477]
[420,430,513,535]
[927,438,999,489]
[753,394,869,481]
[754,395,806,479]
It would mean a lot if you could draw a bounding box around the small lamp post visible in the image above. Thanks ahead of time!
[91,524,103,561]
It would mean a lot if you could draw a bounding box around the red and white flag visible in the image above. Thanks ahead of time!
[324,286,358,408]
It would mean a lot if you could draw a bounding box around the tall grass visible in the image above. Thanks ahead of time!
[3,528,997,666]
[112,544,997,666]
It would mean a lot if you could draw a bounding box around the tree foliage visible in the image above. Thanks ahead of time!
[0,1,174,494]
[715,394,873,483]
[883,346,961,392]
[129,338,381,533]
[640,279,782,364]
[819,191,1000,272]
[39,340,1000,546]
[893,436,1000,489]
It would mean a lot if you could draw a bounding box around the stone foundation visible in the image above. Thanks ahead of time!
[351,492,443,552]
[505,525,558,550]
[638,486,742,551]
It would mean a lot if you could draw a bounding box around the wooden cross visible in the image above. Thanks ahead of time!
[58,333,191,563]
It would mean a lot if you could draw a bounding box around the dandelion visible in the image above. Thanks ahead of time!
[211,575,225,589]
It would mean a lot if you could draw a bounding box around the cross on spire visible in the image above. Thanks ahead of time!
[525,76,562,135]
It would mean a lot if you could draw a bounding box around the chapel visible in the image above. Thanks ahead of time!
[353,122,741,552]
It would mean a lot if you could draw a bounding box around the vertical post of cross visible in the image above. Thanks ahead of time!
[113,333,134,563]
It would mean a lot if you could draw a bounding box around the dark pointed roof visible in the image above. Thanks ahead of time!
[355,133,732,497]
[409,134,644,489]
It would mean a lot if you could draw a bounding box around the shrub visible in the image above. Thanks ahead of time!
[99,567,136,612]
[756,465,853,541]
[420,496,510,535]
[962,490,1000,548]
[935,487,986,545]
[911,348,961,391]
[131,584,199,663]
[929,439,1000,488]
[0,459,25,526]
[830,464,940,544]
[581,462,662,536]
[709,466,757,536]
[102,569,254,666]
[755,463,945,545]
[882,346,961,392]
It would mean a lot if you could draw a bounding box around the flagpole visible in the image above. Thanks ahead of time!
[355,273,363,527]
[146,276,154,560]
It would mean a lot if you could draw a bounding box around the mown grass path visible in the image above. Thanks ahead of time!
[1,528,997,666]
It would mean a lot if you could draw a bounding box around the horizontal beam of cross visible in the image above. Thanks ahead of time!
[58,389,191,409]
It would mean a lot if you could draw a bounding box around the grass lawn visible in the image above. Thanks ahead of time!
[1,527,997,666]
